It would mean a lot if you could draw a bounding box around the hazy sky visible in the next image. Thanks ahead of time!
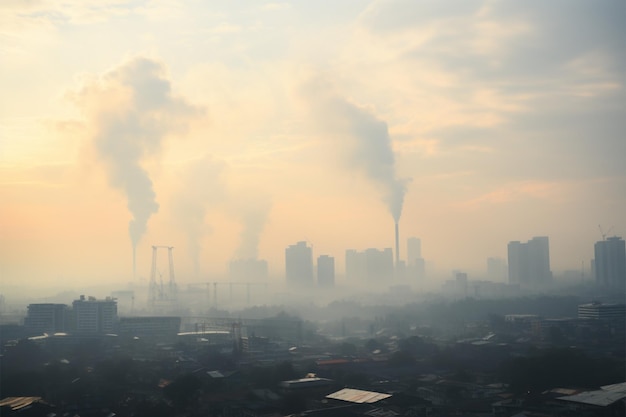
[1,0,625,288]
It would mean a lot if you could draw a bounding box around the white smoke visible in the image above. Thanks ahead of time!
[172,155,226,278]
[232,191,272,260]
[303,78,408,222]
[71,57,199,262]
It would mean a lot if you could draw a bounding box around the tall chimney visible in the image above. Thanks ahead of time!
[132,246,136,281]
[395,221,400,265]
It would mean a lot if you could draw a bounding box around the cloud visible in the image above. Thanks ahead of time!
[460,180,562,209]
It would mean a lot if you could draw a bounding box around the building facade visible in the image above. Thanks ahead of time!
[345,248,393,282]
[118,316,181,341]
[594,236,626,289]
[317,255,335,287]
[25,303,68,335]
[285,241,314,287]
[578,302,625,321]
[507,236,552,288]
[407,237,425,280]
[72,295,118,334]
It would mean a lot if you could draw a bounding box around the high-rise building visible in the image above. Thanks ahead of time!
[285,241,314,287]
[594,236,626,289]
[345,249,362,281]
[407,237,421,266]
[345,248,393,282]
[72,295,118,334]
[317,255,335,287]
[487,257,507,281]
[507,236,552,287]
[406,237,425,280]
[25,303,68,335]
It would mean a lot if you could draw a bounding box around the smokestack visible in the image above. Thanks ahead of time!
[395,221,399,265]
[133,246,136,281]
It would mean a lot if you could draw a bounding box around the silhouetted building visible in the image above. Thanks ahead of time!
[407,237,426,280]
[407,237,421,265]
[25,303,68,335]
[443,272,469,298]
[72,295,118,334]
[345,248,393,282]
[594,236,626,289]
[345,249,366,281]
[229,258,269,281]
[487,257,507,281]
[317,255,335,287]
[507,236,552,287]
[119,316,181,341]
[285,241,313,287]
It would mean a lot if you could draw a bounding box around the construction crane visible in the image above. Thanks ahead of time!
[149,245,177,307]
[598,225,614,241]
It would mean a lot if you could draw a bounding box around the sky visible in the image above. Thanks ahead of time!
[1,0,625,289]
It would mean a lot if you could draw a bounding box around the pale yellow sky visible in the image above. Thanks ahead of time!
[1,1,624,289]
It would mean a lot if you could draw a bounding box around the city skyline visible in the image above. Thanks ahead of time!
[1,1,625,288]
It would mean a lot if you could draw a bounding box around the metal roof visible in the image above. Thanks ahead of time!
[558,382,626,407]
[0,397,45,411]
[326,388,392,404]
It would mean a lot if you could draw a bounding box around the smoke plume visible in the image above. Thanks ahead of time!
[233,191,272,260]
[173,155,226,278]
[304,79,408,222]
[71,57,198,270]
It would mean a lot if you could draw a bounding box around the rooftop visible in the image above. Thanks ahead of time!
[557,382,626,407]
[326,388,392,404]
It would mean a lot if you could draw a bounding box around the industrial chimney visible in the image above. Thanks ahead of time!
[395,221,400,265]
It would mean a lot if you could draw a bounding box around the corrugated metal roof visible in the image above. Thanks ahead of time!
[558,382,626,407]
[0,397,44,410]
[326,388,392,404]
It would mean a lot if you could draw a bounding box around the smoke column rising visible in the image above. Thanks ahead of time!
[71,57,198,277]
[234,192,272,260]
[173,155,226,279]
[305,78,408,222]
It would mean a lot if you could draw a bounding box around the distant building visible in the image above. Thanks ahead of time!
[407,237,422,266]
[442,272,469,298]
[578,302,625,321]
[345,248,393,282]
[345,249,366,281]
[407,237,426,280]
[25,303,68,335]
[487,257,507,281]
[119,316,181,341]
[285,241,314,287]
[229,258,268,281]
[317,255,335,287]
[507,236,552,287]
[594,236,626,289]
[72,295,118,334]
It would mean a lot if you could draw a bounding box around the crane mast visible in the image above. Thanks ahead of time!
[149,245,177,308]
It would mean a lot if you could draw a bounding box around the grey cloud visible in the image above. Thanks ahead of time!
[362,0,625,82]
[360,0,625,187]
[360,0,483,33]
